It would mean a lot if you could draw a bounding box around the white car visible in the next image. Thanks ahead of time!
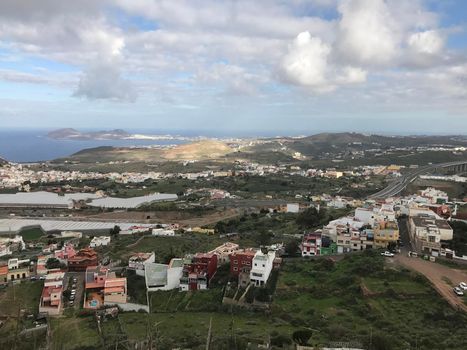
[381,251,395,257]
[459,282,467,291]
[453,287,464,296]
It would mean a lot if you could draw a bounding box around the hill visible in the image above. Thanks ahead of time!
[57,140,234,163]
[163,140,232,160]
[52,133,467,167]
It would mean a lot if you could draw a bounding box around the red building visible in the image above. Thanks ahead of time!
[180,253,218,291]
[68,248,98,271]
[229,249,256,277]
[300,232,322,256]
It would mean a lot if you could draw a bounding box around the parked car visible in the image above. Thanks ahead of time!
[69,301,74,306]
[381,251,395,257]
[70,295,75,301]
[72,284,77,289]
[453,287,464,296]
[30,276,37,281]
[459,282,467,291]
[39,276,46,280]
[71,290,76,295]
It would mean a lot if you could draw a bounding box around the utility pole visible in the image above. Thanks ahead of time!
[205,317,212,350]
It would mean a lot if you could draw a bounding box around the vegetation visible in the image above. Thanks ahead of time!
[2,252,467,349]
[445,221,467,256]
[19,227,45,241]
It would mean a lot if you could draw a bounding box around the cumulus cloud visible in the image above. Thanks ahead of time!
[74,60,136,102]
[335,0,398,66]
[408,30,443,55]
[0,0,466,117]
[280,31,366,92]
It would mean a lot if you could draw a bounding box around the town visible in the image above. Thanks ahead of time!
[1,155,467,349]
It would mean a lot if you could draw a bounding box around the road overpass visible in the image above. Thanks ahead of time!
[368,160,467,199]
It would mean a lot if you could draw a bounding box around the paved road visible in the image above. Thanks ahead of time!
[395,254,467,312]
[368,160,467,199]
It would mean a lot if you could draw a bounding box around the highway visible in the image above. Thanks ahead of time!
[368,160,467,199]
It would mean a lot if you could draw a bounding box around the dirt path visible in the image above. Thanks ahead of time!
[395,254,467,312]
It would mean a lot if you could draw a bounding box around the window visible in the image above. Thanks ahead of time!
[233,267,238,271]
[262,264,265,268]
[233,260,238,264]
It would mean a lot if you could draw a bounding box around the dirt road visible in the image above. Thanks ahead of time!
[395,254,467,312]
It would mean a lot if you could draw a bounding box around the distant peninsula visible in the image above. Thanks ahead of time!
[47,128,131,140]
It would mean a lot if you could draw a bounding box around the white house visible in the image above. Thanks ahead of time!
[60,231,83,239]
[249,249,276,287]
[144,258,184,291]
[286,203,300,213]
[128,252,155,277]
[152,228,175,236]
[89,236,111,248]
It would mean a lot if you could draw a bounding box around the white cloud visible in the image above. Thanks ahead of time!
[335,0,399,66]
[73,59,136,102]
[408,30,444,55]
[280,31,366,92]
[280,32,331,91]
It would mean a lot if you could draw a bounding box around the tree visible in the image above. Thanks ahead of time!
[292,329,313,345]
[296,207,326,229]
[285,240,300,256]
[46,257,61,270]
[110,225,121,236]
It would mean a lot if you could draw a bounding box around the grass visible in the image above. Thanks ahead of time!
[0,281,45,349]
[272,252,467,349]
[108,233,257,263]
[48,317,101,350]
[0,280,43,316]
[3,252,467,349]
[19,227,45,241]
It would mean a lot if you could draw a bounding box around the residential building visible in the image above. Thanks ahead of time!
[39,271,65,316]
[0,265,8,285]
[60,231,83,239]
[229,249,256,286]
[409,214,453,256]
[419,187,449,204]
[54,243,77,263]
[250,249,276,287]
[128,252,155,276]
[152,228,175,236]
[145,258,184,291]
[180,253,218,291]
[84,266,127,309]
[104,278,127,305]
[68,248,98,271]
[373,220,399,248]
[89,236,111,248]
[6,258,30,281]
[36,254,53,275]
[209,242,240,265]
[301,231,322,256]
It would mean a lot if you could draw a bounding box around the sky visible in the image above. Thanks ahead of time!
[0,0,467,135]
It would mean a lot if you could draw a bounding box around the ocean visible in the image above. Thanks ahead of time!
[0,128,281,163]
[0,129,187,163]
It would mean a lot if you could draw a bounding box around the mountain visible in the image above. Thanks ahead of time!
[47,128,131,140]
